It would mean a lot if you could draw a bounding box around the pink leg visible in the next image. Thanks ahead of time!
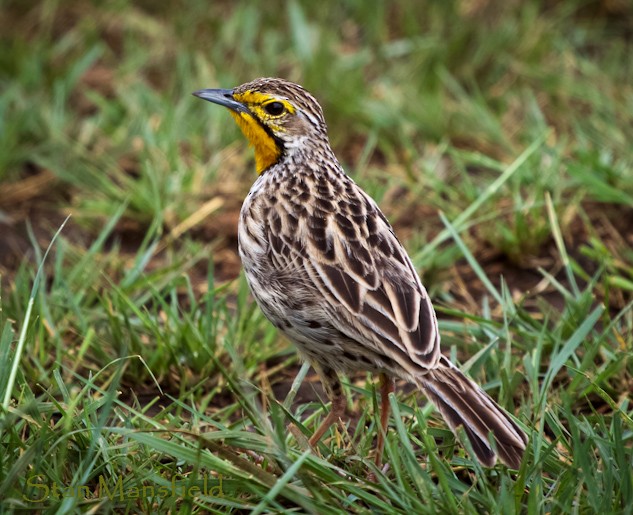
[375,373,395,468]
[308,366,346,447]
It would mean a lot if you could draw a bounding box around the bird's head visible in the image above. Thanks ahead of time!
[194,78,328,174]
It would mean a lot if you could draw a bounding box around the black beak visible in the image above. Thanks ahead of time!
[192,88,250,114]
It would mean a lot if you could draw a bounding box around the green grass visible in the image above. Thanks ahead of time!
[1,0,632,512]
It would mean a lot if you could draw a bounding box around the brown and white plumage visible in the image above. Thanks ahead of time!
[194,78,527,469]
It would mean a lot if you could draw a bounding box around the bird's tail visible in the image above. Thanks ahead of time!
[416,356,527,468]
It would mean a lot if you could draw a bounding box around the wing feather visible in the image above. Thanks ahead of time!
[265,178,440,371]
[311,191,439,370]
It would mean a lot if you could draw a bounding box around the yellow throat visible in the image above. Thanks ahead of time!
[229,111,282,174]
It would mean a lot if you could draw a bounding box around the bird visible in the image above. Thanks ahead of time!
[193,78,527,469]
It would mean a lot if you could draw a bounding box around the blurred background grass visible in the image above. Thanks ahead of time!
[1,0,632,512]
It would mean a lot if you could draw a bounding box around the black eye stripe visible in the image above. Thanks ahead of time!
[264,101,286,116]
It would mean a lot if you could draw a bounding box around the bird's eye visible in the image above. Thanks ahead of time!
[264,101,285,116]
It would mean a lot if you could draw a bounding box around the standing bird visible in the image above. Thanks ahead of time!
[194,78,527,469]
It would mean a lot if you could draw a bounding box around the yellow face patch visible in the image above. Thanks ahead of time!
[229,90,296,174]
[233,90,296,117]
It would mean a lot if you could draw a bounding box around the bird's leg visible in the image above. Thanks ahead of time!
[308,366,346,447]
[375,373,395,469]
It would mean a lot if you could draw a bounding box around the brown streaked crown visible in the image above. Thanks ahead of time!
[233,78,329,140]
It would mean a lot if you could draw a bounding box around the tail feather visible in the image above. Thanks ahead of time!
[417,356,527,469]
